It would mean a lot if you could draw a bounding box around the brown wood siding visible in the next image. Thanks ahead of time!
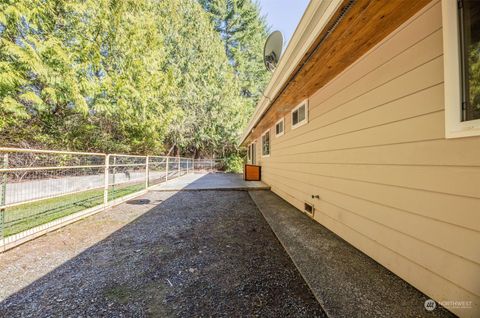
[257,2,480,317]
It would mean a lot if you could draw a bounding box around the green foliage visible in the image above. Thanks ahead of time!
[224,153,245,173]
[0,0,268,159]
[199,0,271,109]
[468,41,480,115]
[157,0,248,158]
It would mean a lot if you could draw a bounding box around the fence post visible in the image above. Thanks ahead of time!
[178,157,180,175]
[210,159,213,171]
[112,156,116,199]
[0,153,8,242]
[165,157,169,183]
[104,154,110,207]
[192,158,195,174]
[145,156,149,189]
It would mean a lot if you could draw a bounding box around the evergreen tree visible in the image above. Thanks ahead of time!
[0,0,267,168]
[198,0,271,109]
[155,0,245,158]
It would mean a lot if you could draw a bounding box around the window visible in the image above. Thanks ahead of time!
[291,99,308,129]
[275,118,284,137]
[443,0,480,137]
[247,144,251,162]
[261,130,270,157]
[459,0,480,121]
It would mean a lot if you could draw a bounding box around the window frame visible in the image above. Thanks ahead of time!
[261,129,270,157]
[291,99,309,130]
[442,0,480,138]
[275,117,285,137]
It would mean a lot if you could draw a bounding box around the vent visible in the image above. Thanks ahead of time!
[304,202,314,217]
[321,0,356,43]
[287,0,356,87]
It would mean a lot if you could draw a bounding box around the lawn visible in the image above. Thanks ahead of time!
[2,183,145,237]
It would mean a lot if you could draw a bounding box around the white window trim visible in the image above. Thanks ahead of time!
[275,117,285,137]
[261,129,270,157]
[442,0,480,138]
[291,99,309,130]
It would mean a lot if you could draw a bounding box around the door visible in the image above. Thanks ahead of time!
[251,142,256,165]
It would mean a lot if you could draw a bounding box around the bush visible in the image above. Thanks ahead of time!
[224,154,245,173]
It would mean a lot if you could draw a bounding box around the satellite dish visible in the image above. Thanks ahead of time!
[263,31,283,72]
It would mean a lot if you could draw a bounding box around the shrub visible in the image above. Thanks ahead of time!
[224,154,245,173]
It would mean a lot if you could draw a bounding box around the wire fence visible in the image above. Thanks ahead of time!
[0,147,223,251]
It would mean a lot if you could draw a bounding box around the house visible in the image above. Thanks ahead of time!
[240,0,480,317]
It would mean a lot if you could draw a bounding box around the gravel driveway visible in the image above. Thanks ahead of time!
[0,190,324,317]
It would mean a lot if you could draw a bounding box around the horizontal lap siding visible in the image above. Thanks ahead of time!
[258,1,480,316]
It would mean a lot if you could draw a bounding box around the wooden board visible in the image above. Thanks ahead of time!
[244,164,261,181]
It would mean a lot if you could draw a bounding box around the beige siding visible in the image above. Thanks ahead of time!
[257,1,480,317]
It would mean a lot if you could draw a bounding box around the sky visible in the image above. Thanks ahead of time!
[257,0,311,48]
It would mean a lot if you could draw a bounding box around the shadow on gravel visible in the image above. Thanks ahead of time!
[126,199,151,205]
[0,174,325,317]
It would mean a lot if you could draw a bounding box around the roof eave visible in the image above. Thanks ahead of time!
[239,0,343,146]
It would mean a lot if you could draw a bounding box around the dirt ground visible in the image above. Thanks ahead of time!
[0,190,325,317]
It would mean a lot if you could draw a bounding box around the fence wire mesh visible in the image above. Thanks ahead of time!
[0,150,106,238]
[108,155,147,202]
[0,148,222,249]
[193,159,224,172]
[148,156,168,186]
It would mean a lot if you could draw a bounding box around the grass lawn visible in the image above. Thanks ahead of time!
[2,183,145,237]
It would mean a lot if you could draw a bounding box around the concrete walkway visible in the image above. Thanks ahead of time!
[154,172,269,191]
[249,190,454,318]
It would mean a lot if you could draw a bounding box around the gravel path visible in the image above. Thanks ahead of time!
[0,190,325,317]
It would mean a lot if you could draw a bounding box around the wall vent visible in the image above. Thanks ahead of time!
[304,202,314,217]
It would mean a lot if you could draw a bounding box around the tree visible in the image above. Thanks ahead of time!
[155,0,247,158]
[0,0,267,166]
[198,0,270,109]
[0,1,91,145]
